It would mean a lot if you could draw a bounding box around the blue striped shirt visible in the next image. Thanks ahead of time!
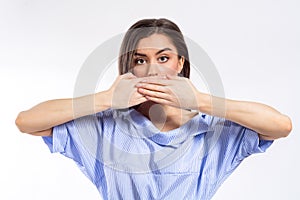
[42,108,273,200]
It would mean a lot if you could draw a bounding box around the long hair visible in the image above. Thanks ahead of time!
[118,18,190,78]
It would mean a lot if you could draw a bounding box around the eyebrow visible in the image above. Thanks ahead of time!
[134,48,172,57]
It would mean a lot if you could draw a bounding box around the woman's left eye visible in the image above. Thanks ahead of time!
[158,56,169,63]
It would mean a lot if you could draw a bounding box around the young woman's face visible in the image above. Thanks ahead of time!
[132,34,184,77]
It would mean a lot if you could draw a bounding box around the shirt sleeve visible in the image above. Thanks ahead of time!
[216,119,274,170]
[42,119,91,177]
[42,122,70,154]
[230,121,273,160]
[204,118,274,195]
[41,114,106,187]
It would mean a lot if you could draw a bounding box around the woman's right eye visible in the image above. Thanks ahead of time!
[135,58,146,65]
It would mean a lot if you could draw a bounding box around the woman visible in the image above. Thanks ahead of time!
[15,18,292,199]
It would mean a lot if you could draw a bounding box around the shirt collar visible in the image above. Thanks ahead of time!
[115,108,209,146]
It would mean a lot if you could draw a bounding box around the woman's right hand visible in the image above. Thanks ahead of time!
[15,72,147,135]
[106,73,148,109]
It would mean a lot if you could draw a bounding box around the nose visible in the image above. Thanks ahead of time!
[148,73,158,76]
[147,63,160,77]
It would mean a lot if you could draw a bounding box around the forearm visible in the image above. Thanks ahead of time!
[198,93,292,140]
[15,91,111,134]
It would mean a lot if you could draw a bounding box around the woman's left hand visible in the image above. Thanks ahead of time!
[135,75,201,110]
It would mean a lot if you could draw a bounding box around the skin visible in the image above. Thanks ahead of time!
[132,34,197,131]
[15,34,292,140]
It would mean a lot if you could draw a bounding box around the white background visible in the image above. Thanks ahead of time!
[1,0,299,199]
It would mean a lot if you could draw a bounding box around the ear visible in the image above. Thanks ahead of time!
[177,56,185,73]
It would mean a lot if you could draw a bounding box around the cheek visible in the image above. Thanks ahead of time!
[160,60,180,74]
[132,67,147,77]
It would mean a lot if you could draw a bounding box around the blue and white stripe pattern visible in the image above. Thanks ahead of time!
[42,108,273,200]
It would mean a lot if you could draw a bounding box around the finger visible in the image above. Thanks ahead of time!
[135,83,168,93]
[137,87,170,100]
[139,77,169,86]
[135,92,147,99]
[130,92,148,106]
[135,97,148,105]
[144,96,172,106]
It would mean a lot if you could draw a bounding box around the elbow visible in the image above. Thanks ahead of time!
[15,112,29,133]
[280,115,292,138]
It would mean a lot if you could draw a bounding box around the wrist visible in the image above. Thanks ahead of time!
[196,92,227,117]
[95,90,112,112]
[196,92,211,114]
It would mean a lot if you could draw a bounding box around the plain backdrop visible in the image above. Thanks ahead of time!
[1,0,299,199]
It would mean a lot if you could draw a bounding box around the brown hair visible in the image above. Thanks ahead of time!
[118,18,190,78]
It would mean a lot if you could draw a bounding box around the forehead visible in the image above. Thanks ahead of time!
[136,34,177,52]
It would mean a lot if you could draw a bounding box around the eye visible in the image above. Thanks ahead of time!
[158,56,169,63]
[135,58,146,65]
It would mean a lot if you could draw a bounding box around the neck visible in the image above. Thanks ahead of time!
[135,101,197,132]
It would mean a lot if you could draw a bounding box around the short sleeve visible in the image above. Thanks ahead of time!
[42,120,84,164]
[219,120,274,169]
[41,114,107,187]
[239,127,273,158]
[42,122,70,154]
[42,113,105,158]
